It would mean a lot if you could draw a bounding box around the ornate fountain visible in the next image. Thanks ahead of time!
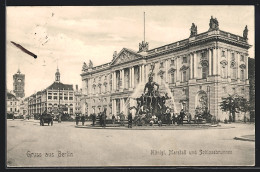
[129,63,173,125]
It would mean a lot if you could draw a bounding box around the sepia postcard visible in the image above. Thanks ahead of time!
[6,6,255,167]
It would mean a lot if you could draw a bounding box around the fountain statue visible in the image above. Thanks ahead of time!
[129,65,173,126]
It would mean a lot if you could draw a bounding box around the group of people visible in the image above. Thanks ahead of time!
[75,114,86,126]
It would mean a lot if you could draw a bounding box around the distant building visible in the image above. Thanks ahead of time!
[13,69,25,98]
[74,85,83,115]
[7,92,20,116]
[80,16,250,121]
[27,67,77,116]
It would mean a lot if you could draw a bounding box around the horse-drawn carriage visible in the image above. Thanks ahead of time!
[39,112,53,126]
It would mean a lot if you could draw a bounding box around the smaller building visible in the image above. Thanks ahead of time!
[7,91,20,116]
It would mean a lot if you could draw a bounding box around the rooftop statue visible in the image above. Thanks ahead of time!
[139,41,149,52]
[243,25,248,39]
[82,62,88,72]
[190,23,197,37]
[209,16,219,31]
[89,60,93,68]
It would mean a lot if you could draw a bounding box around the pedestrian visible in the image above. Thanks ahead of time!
[179,109,185,125]
[75,114,79,125]
[112,114,116,126]
[58,114,62,123]
[81,114,85,126]
[186,112,191,124]
[166,108,171,125]
[102,111,107,127]
[120,112,125,126]
[100,113,103,127]
[92,113,96,126]
[128,112,133,128]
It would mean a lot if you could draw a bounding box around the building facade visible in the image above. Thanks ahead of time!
[7,92,20,116]
[81,17,251,121]
[13,69,25,98]
[28,68,77,116]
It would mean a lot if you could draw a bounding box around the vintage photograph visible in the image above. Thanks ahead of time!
[6,6,255,167]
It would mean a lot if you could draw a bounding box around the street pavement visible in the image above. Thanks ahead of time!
[6,119,255,167]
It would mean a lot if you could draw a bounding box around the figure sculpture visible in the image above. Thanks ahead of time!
[243,25,248,39]
[144,76,159,96]
[209,16,219,31]
[82,62,88,72]
[190,23,197,37]
[89,60,93,68]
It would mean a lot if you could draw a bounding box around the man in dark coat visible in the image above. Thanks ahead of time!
[179,109,185,125]
[92,113,96,126]
[75,114,80,125]
[81,115,85,126]
[128,112,133,128]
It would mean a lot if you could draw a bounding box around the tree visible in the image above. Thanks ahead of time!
[248,57,255,122]
[220,94,251,122]
[219,94,240,122]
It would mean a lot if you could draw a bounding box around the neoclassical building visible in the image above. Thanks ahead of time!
[80,17,251,120]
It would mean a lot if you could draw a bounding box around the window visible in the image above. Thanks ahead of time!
[171,72,175,83]
[69,97,73,100]
[64,96,68,100]
[232,87,236,94]
[10,108,12,112]
[183,57,187,63]
[222,50,225,57]
[232,68,236,79]
[99,86,101,94]
[99,77,101,81]
[240,55,244,62]
[160,62,164,68]
[202,66,208,79]
[14,102,16,105]
[223,87,226,93]
[231,53,235,60]
[105,85,107,92]
[201,52,206,58]
[241,88,245,94]
[15,108,16,112]
[182,71,187,82]
[10,102,12,105]
[54,96,57,100]
[240,69,245,80]
[48,96,52,100]
[170,59,175,66]
[105,76,107,80]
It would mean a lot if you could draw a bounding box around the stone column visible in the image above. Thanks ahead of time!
[132,67,135,88]
[189,54,193,79]
[227,50,230,78]
[176,57,179,82]
[165,60,168,83]
[208,49,212,76]
[237,52,240,80]
[113,71,116,91]
[213,48,217,75]
[217,48,221,76]
[121,69,124,89]
[194,52,197,78]
[141,65,145,83]
[246,55,248,80]
[129,68,132,88]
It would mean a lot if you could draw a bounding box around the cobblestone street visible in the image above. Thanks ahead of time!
[7,119,255,167]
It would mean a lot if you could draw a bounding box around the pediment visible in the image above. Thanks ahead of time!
[111,48,143,66]
[180,65,189,71]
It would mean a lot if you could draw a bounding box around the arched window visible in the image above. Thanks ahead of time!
[202,66,208,79]
[182,71,187,82]
[171,72,175,83]
[232,68,236,79]
[240,69,245,80]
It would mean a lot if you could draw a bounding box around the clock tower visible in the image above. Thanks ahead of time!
[13,68,25,98]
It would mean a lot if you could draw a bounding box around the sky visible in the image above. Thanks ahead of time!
[6,6,254,97]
